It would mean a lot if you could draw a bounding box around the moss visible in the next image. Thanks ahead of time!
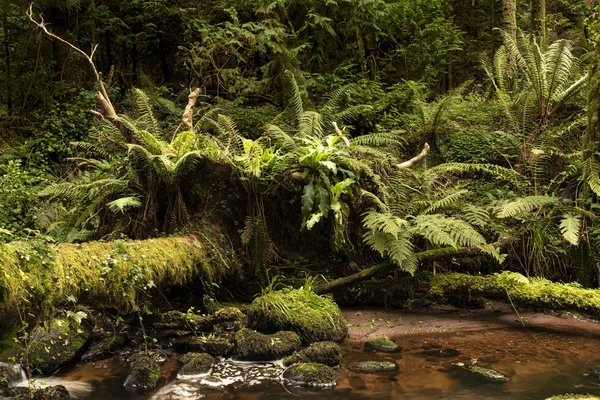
[353,361,398,373]
[282,362,336,387]
[282,341,341,367]
[27,319,90,376]
[0,235,237,336]
[214,307,245,326]
[247,287,347,344]
[178,353,215,376]
[364,338,400,353]
[173,335,234,357]
[545,396,600,400]
[80,333,128,363]
[124,352,161,390]
[234,328,301,361]
[468,365,509,382]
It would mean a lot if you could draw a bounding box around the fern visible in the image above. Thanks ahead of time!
[496,195,558,218]
[107,196,142,213]
[559,213,581,246]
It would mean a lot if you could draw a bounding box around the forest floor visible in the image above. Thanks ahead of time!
[343,301,600,342]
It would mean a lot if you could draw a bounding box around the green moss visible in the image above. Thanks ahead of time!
[353,361,398,373]
[28,319,90,375]
[234,328,301,361]
[178,353,215,376]
[174,335,234,357]
[282,341,341,367]
[282,362,336,387]
[124,352,161,390]
[214,307,245,326]
[247,287,347,344]
[545,396,600,400]
[364,338,400,353]
[0,235,236,335]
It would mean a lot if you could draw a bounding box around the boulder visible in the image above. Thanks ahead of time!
[353,361,398,373]
[178,353,215,376]
[248,288,347,344]
[364,338,400,353]
[124,352,161,390]
[468,365,509,382]
[282,342,341,367]
[151,307,245,333]
[173,335,234,357]
[27,320,90,375]
[0,385,73,400]
[80,333,128,363]
[283,363,336,388]
[234,328,301,361]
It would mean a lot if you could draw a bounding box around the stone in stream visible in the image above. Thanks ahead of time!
[173,335,234,358]
[545,396,600,400]
[283,363,336,388]
[0,385,74,400]
[364,337,401,353]
[151,307,245,334]
[233,328,301,361]
[124,352,161,390]
[177,353,215,376]
[353,360,399,373]
[80,333,129,363]
[467,365,509,382]
[282,341,341,367]
[27,320,90,375]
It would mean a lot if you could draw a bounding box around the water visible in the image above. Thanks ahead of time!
[5,327,600,400]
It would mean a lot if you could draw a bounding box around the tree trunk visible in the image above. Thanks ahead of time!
[499,0,517,72]
[531,0,546,44]
[2,9,11,115]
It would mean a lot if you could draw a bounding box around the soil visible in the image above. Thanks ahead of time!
[343,300,600,342]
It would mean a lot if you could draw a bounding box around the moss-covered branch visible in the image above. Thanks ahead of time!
[0,235,235,326]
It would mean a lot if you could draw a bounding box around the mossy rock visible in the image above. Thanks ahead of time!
[234,328,301,361]
[247,288,347,344]
[283,363,336,388]
[178,353,215,376]
[27,320,90,375]
[364,338,401,353]
[80,333,128,363]
[173,335,234,357]
[282,342,341,367]
[28,385,74,400]
[468,365,509,382]
[152,307,245,334]
[545,396,600,400]
[213,307,245,332]
[124,352,161,390]
[353,361,398,373]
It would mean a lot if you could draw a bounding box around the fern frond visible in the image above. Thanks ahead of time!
[285,70,304,120]
[559,213,581,246]
[496,195,558,218]
[422,189,469,214]
[107,196,142,213]
[410,214,487,248]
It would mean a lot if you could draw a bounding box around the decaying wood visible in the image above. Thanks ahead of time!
[182,88,202,131]
[397,143,430,168]
[27,4,117,119]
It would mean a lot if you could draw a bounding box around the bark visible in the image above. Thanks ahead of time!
[182,88,202,131]
[2,9,11,115]
[397,143,430,168]
[499,0,517,72]
[531,0,546,44]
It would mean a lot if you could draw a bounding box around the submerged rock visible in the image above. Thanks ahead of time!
[468,365,509,382]
[248,288,347,344]
[124,352,161,390]
[178,353,215,376]
[353,361,398,373]
[364,338,401,353]
[27,320,90,375]
[173,335,234,357]
[234,328,301,361]
[282,341,341,367]
[283,363,336,388]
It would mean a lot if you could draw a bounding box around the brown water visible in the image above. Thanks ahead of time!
[38,326,600,400]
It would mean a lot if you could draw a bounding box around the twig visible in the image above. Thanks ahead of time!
[397,143,430,168]
[332,122,351,146]
[505,287,526,327]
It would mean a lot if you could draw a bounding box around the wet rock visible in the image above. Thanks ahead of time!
[468,365,509,382]
[178,353,215,376]
[282,342,341,367]
[0,386,30,398]
[27,320,90,375]
[586,367,600,380]
[364,338,401,353]
[213,307,245,332]
[545,396,600,400]
[248,288,347,344]
[234,328,301,361]
[0,385,74,400]
[124,352,161,390]
[80,333,128,363]
[283,363,336,388]
[151,307,245,334]
[173,335,234,357]
[353,361,398,373]
[422,347,460,358]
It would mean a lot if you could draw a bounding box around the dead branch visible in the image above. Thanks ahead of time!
[331,122,351,146]
[182,88,202,131]
[27,3,117,119]
[397,143,430,168]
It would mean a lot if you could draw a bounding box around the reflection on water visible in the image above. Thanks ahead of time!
[28,327,600,400]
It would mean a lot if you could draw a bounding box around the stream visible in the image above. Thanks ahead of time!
[4,324,600,400]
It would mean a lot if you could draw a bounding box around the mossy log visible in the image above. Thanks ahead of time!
[0,235,234,334]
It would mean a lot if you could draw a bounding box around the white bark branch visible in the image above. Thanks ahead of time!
[397,143,430,168]
[182,88,202,131]
[332,122,351,146]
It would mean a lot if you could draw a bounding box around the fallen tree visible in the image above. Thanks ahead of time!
[0,234,237,335]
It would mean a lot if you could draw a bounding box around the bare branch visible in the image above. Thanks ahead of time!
[27,3,117,119]
[397,143,430,168]
[332,121,351,146]
[182,88,202,131]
